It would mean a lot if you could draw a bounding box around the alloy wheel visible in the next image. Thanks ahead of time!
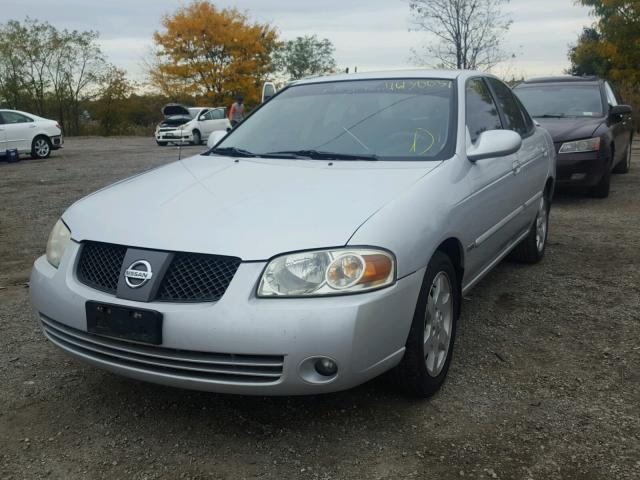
[424,271,453,377]
[34,138,50,158]
[535,196,548,252]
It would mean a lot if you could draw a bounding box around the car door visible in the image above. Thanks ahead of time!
[2,111,36,152]
[0,112,7,152]
[604,81,630,163]
[196,109,216,137]
[209,108,230,132]
[486,78,548,232]
[463,77,522,279]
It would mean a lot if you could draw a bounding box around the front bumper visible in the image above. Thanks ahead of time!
[555,149,607,186]
[30,242,423,395]
[155,129,193,143]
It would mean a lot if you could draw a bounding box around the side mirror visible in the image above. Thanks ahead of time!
[467,130,522,162]
[207,130,227,148]
[609,104,632,122]
[262,81,277,103]
[199,115,207,121]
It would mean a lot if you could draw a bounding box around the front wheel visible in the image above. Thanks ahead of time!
[613,141,632,174]
[588,167,611,198]
[393,251,459,397]
[31,136,51,159]
[510,194,550,263]
[191,130,201,145]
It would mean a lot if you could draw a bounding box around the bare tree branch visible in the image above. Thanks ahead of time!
[409,0,512,70]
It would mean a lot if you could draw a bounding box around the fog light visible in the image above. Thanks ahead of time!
[314,358,338,376]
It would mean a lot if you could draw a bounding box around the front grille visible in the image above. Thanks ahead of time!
[41,316,284,384]
[157,253,240,302]
[76,241,241,302]
[77,242,127,294]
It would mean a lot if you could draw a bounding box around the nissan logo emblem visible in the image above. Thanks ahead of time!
[124,260,153,288]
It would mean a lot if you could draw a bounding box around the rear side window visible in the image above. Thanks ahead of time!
[486,78,529,136]
[466,78,502,143]
[1,111,33,124]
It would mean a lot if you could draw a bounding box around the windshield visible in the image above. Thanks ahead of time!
[514,83,604,118]
[188,108,201,118]
[213,78,456,161]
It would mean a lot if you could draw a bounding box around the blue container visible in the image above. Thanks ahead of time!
[6,149,20,163]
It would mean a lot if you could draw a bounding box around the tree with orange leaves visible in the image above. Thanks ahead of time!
[150,1,279,107]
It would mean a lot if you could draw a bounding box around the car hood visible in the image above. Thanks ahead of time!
[64,155,442,260]
[158,115,192,128]
[534,116,604,143]
[162,104,191,117]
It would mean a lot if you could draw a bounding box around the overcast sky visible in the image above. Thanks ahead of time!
[3,0,594,80]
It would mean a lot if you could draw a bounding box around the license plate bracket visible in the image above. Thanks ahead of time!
[86,301,163,345]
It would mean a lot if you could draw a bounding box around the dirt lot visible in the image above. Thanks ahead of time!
[1,137,639,480]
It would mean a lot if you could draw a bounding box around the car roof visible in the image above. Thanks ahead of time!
[519,75,601,85]
[292,69,489,86]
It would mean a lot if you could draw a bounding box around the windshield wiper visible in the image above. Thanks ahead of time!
[536,114,567,118]
[208,146,256,157]
[262,150,379,161]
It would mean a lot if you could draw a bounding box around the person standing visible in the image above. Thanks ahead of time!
[228,95,245,127]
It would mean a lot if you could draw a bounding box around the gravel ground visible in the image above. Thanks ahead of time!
[1,137,639,480]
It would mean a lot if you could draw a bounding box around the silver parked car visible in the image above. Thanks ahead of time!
[31,70,556,397]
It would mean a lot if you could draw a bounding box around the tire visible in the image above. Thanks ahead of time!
[588,166,611,198]
[156,141,168,146]
[510,193,550,263]
[612,140,632,174]
[31,136,51,159]
[191,130,201,145]
[393,251,459,397]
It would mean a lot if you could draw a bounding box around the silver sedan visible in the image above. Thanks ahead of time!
[31,70,556,397]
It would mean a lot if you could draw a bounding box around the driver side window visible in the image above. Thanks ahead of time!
[466,78,502,143]
[210,109,225,120]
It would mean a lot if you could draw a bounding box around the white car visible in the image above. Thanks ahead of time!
[155,105,231,146]
[0,109,63,159]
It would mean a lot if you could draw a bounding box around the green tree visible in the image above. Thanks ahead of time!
[568,1,640,128]
[0,18,106,134]
[94,66,134,135]
[272,35,337,80]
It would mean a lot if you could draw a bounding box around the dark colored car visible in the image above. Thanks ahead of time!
[514,76,633,197]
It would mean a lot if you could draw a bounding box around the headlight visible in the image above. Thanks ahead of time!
[559,137,601,154]
[257,248,396,297]
[46,219,72,268]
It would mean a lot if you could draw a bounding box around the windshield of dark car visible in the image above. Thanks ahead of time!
[213,78,456,161]
[514,83,604,118]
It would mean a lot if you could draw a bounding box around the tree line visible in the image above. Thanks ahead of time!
[1,0,638,136]
[0,2,338,136]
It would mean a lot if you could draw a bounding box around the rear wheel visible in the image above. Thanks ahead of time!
[613,141,632,174]
[31,136,51,159]
[510,194,549,263]
[393,251,459,397]
[191,130,201,145]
